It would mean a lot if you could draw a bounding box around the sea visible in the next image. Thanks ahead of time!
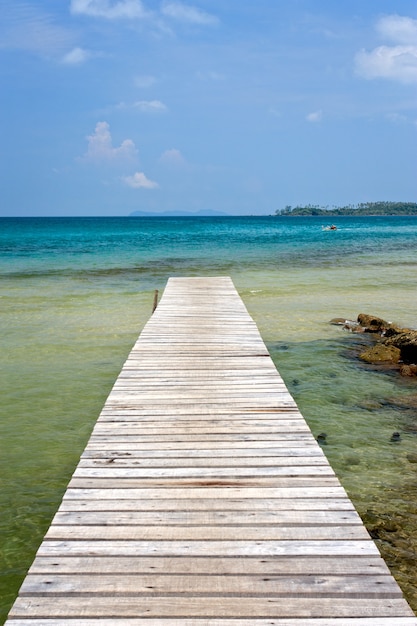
[1,215,417,621]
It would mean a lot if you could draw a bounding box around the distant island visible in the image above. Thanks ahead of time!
[276,202,417,216]
[130,209,230,217]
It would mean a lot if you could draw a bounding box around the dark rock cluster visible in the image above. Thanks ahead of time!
[330,314,417,377]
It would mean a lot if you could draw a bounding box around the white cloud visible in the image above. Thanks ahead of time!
[355,45,417,84]
[376,14,417,45]
[70,0,148,19]
[160,148,186,165]
[123,172,159,188]
[82,121,137,161]
[62,47,90,65]
[161,2,218,25]
[306,110,323,123]
[355,15,417,84]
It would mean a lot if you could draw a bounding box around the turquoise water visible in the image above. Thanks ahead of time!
[1,215,417,620]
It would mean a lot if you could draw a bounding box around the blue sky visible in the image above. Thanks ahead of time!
[1,0,416,216]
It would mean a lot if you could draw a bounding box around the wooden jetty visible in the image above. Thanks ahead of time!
[7,276,417,625]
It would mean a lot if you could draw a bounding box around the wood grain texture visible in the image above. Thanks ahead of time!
[7,617,416,626]
[6,276,417,624]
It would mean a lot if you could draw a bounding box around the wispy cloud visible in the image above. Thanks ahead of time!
[133,100,168,112]
[386,112,408,124]
[81,121,138,161]
[114,100,168,113]
[306,110,323,123]
[0,3,74,57]
[122,171,159,188]
[161,1,218,25]
[70,0,148,20]
[355,15,417,84]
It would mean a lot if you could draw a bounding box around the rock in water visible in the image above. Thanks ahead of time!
[359,343,401,364]
[357,314,390,333]
[383,330,417,364]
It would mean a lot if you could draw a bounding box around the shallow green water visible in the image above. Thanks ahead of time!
[1,216,417,621]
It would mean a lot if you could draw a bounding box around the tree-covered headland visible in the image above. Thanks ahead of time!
[276,202,417,216]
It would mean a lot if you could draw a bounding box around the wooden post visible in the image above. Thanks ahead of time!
[152,289,159,313]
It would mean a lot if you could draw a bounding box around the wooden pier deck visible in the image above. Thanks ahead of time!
[7,276,417,625]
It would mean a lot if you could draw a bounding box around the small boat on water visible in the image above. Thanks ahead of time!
[322,224,337,231]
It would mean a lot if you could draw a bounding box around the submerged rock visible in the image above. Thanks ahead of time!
[362,510,399,537]
[359,343,401,364]
[359,400,384,411]
[316,432,327,445]
[399,364,417,377]
[385,393,417,410]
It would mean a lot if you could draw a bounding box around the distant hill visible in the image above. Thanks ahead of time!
[130,209,230,217]
[276,202,417,216]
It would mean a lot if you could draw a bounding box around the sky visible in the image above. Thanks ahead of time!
[1,0,416,216]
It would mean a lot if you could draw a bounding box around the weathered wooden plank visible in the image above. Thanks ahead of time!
[107,390,293,396]
[51,509,363,526]
[110,386,289,393]
[5,617,416,626]
[114,375,283,383]
[96,414,302,421]
[83,433,316,451]
[26,555,392,576]
[71,466,335,479]
[61,486,354,499]
[100,401,299,409]
[117,363,279,371]
[90,423,311,434]
[78,455,329,467]
[113,373,286,380]
[97,408,300,416]
[59,498,357,512]
[44,524,371,541]
[105,394,295,401]
[19,573,400,596]
[8,596,415,618]
[36,540,379,557]
[66,477,342,489]
[80,448,326,459]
